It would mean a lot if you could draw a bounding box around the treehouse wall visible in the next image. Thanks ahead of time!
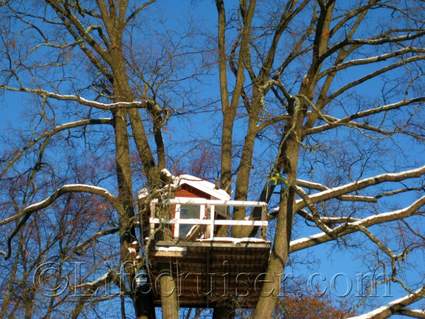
[175,184,212,199]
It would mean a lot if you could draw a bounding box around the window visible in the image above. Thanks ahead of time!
[179,205,200,238]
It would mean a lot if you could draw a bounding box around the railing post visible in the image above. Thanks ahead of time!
[174,204,181,239]
[261,205,267,240]
[200,204,206,219]
[209,205,215,239]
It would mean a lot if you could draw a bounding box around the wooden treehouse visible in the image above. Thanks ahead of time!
[140,174,271,309]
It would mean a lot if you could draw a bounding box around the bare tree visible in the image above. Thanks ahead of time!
[0,0,424,318]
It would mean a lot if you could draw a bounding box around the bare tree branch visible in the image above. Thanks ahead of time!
[347,286,425,319]
[0,184,121,259]
[46,0,111,62]
[0,118,112,179]
[322,30,425,62]
[320,47,425,77]
[296,179,377,203]
[399,309,425,319]
[126,0,156,25]
[75,269,119,290]
[306,97,425,135]
[300,165,425,207]
[45,1,112,77]
[72,227,120,255]
[327,56,425,101]
[0,85,154,110]
[71,269,122,319]
[291,196,425,252]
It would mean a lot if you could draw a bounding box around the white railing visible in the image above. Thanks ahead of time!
[149,198,268,240]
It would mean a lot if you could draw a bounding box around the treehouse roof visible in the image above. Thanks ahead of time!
[176,174,230,200]
[138,171,230,201]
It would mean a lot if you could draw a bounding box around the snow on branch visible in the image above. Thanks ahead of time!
[296,179,377,203]
[347,286,425,319]
[299,165,425,208]
[75,269,120,292]
[0,184,118,226]
[290,196,425,252]
[327,56,425,101]
[294,186,333,234]
[322,30,425,61]
[0,118,112,179]
[72,227,120,255]
[320,47,425,76]
[306,97,425,135]
[0,184,121,259]
[294,210,360,225]
[0,85,155,110]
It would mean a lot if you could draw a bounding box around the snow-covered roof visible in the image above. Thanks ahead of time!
[177,174,230,201]
[137,170,230,201]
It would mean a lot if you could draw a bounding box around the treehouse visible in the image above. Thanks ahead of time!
[139,174,271,308]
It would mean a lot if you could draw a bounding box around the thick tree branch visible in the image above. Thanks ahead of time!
[320,47,425,77]
[215,0,229,113]
[218,0,256,192]
[0,184,120,259]
[315,113,398,136]
[322,30,425,62]
[347,286,425,319]
[303,1,371,130]
[0,85,154,110]
[399,309,425,319]
[46,1,111,63]
[290,196,425,252]
[126,1,156,25]
[146,103,167,169]
[75,269,120,290]
[312,0,335,68]
[301,165,425,207]
[329,0,379,37]
[0,118,112,179]
[327,56,425,101]
[306,97,425,135]
[259,0,309,79]
[256,114,291,132]
[296,179,377,202]
[45,1,112,78]
[72,227,120,255]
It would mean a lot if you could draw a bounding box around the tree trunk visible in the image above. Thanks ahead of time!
[159,273,179,319]
[108,21,161,315]
[253,96,305,318]
[134,292,156,319]
[252,190,291,318]
[212,304,235,319]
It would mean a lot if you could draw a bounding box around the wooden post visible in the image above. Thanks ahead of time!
[261,206,267,240]
[209,205,215,239]
[174,204,181,239]
[199,204,206,219]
